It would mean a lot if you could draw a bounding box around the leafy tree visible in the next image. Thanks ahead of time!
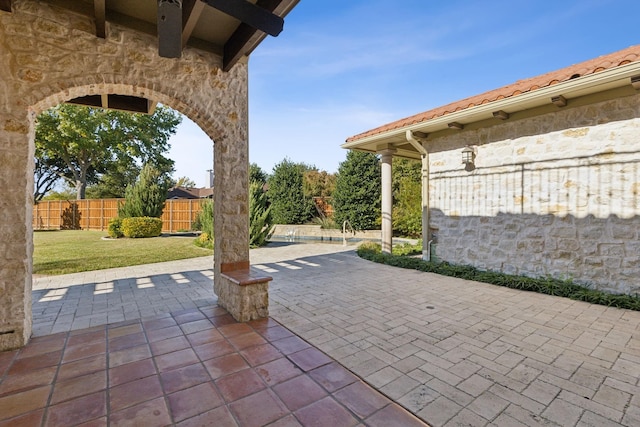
[250,163,268,185]
[85,159,142,199]
[249,180,272,247]
[303,169,336,198]
[41,185,77,201]
[35,104,180,200]
[392,158,421,195]
[118,164,171,218]
[392,158,422,237]
[173,176,197,188]
[333,151,381,230]
[34,154,68,202]
[268,158,314,224]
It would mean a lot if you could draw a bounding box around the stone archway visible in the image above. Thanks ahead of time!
[0,3,260,351]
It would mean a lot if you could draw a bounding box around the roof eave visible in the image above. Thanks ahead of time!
[342,61,640,152]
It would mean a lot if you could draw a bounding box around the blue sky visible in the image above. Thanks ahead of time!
[169,0,640,187]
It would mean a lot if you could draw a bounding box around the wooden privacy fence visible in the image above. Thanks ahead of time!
[33,199,208,233]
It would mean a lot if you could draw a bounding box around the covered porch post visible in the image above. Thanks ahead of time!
[379,148,395,254]
[213,63,270,322]
[0,109,33,351]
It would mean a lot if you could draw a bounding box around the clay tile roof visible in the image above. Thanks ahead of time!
[347,44,640,142]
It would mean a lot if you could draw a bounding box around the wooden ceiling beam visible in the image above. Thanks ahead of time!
[94,0,106,38]
[223,22,262,71]
[222,0,298,71]
[203,0,283,37]
[67,95,153,114]
[0,0,12,12]
[158,0,183,58]
[182,0,205,48]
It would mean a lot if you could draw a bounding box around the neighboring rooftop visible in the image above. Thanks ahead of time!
[167,186,213,199]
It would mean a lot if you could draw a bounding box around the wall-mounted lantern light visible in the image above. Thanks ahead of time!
[462,145,476,171]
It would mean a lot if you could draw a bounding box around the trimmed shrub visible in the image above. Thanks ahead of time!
[356,245,640,311]
[121,217,163,238]
[194,232,213,249]
[107,217,124,238]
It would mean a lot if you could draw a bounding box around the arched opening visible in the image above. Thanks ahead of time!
[2,64,254,350]
[1,0,290,352]
[18,83,221,341]
[30,95,220,336]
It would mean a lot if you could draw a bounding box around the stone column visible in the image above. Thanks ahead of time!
[212,64,268,321]
[379,149,395,254]
[213,131,249,278]
[0,111,33,351]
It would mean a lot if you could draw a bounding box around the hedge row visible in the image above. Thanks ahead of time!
[357,243,640,311]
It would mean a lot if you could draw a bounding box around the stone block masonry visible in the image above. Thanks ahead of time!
[0,0,255,350]
[427,93,640,295]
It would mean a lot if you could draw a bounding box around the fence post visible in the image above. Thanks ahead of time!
[169,200,173,233]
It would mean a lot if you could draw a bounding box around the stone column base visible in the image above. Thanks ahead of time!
[0,329,28,352]
[215,269,271,322]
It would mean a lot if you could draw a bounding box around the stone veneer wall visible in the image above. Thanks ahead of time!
[427,93,640,295]
[0,0,251,350]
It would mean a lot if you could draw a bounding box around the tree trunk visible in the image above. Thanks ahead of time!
[76,180,86,200]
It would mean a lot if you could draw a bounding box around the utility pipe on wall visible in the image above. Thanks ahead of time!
[405,130,431,261]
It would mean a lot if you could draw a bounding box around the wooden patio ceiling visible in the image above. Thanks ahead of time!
[0,0,299,112]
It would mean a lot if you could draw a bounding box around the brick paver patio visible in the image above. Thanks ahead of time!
[8,242,640,426]
[263,246,640,427]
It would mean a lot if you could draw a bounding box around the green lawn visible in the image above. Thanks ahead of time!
[33,230,213,275]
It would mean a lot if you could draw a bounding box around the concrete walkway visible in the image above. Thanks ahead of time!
[31,243,350,336]
[32,243,640,426]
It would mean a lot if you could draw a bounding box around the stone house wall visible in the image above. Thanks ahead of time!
[0,0,251,350]
[426,92,640,295]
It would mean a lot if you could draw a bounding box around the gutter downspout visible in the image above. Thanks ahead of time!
[406,130,431,261]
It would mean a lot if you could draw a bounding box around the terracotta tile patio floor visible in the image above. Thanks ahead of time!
[0,304,428,426]
[14,243,640,426]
